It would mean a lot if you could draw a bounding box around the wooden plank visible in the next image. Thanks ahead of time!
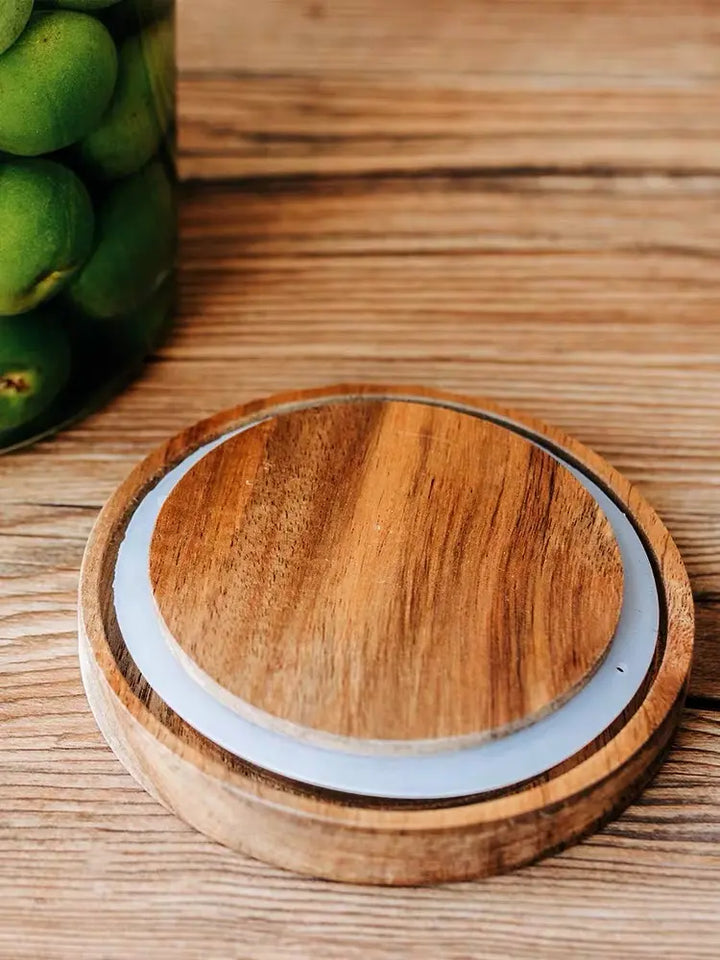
[177,0,720,177]
[1,623,720,959]
[695,601,720,703]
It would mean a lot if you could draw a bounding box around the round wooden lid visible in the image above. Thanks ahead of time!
[148,397,623,752]
[79,385,694,885]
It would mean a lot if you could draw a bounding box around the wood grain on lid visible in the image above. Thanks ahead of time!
[79,383,694,884]
[149,398,623,748]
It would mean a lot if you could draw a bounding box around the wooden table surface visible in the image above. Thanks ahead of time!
[2,1,720,957]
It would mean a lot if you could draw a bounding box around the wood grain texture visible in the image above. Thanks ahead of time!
[150,398,622,748]
[78,384,693,884]
[1,129,719,955]
[1,688,720,960]
[178,0,720,178]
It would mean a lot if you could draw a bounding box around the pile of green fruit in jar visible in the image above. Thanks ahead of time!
[0,0,176,450]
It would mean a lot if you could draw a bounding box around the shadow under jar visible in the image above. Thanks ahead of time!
[0,0,176,451]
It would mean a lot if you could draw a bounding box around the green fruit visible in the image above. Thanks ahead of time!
[0,308,71,430]
[69,277,173,369]
[68,161,175,319]
[0,0,33,55]
[140,16,174,134]
[77,26,171,180]
[122,276,174,353]
[0,11,118,156]
[0,158,95,315]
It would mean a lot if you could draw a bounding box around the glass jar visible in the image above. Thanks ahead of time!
[0,0,176,451]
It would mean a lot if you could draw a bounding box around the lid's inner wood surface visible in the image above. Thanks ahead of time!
[149,398,623,748]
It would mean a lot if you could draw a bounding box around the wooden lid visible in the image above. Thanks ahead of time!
[79,385,694,885]
[149,397,623,752]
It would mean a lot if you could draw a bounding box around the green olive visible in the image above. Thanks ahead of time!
[139,16,174,136]
[67,160,175,319]
[122,276,174,354]
[0,158,95,315]
[0,0,33,56]
[68,276,174,370]
[77,25,171,180]
[0,11,118,156]
[0,308,71,431]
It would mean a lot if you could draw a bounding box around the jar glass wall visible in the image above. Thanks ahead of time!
[0,0,176,451]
